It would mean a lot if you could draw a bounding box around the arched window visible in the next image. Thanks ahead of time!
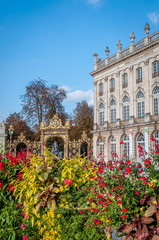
[110,136,116,158]
[110,99,116,123]
[123,96,129,120]
[110,78,115,92]
[153,87,159,115]
[99,83,104,96]
[121,135,129,158]
[122,73,128,88]
[152,61,159,78]
[136,133,145,161]
[99,103,104,125]
[137,91,145,118]
[99,138,104,160]
[136,67,142,83]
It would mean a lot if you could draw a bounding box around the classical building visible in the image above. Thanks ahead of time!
[90,24,159,162]
[0,121,5,153]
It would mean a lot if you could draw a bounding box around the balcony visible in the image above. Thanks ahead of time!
[110,87,115,93]
[99,91,103,96]
[122,83,128,88]
[152,72,159,78]
[136,78,142,84]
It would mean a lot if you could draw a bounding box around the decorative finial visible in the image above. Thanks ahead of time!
[144,23,150,36]
[117,40,122,51]
[105,46,110,57]
[93,53,99,64]
[130,32,135,44]
[93,53,98,57]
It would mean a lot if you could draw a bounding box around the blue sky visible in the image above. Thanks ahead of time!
[0,0,159,121]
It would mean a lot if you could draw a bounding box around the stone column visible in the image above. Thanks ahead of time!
[116,72,120,120]
[144,59,150,115]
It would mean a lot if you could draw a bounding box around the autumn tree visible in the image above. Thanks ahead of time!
[20,79,67,130]
[5,112,34,140]
[69,101,94,141]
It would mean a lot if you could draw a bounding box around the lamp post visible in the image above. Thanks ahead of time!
[9,125,14,154]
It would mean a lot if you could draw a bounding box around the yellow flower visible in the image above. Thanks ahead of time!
[65,205,69,208]
[150,180,157,186]
[153,201,157,204]
[60,186,64,192]
[61,203,64,207]
[57,214,61,218]
[56,190,59,193]
[56,179,60,183]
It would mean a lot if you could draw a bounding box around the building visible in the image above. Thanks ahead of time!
[0,121,5,153]
[90,24,159,162]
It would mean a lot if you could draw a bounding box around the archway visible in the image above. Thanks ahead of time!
[16,142,27,156]
[80,142,88,158]
[46,137,64,159]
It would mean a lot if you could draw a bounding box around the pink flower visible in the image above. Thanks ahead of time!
[22,236,28,240]
[21,223,25,230]
[64,178,73,185]
[135,191,139,195]
[89,223,92,227]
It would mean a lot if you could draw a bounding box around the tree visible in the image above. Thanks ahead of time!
[5,112,34,140]
[69,101,94,141]
[20,79,67,130]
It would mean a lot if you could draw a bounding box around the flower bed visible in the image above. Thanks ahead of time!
[0,145,159,239]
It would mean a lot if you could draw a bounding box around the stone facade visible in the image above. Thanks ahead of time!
[0,121,5,153]
[90,24,159,162]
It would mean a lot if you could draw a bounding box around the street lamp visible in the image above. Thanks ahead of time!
[9,125,14,154]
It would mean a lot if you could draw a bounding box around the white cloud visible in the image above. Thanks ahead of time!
[60,85,71,92]
[148,12,159,24]
[65,89,94,105]
[87,0,102,6]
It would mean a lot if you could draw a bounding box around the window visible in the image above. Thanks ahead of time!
[99,103,104,125]
[136,133,145,161]
[153,87,159,115]
[137,91,145,118]
[123,96,129,120]
[153,131,159,151]
[99,83,103,96]
[110,136,116,158]
[99,139,104,160]
[121,135,129,158]
[110,99,116,123]
[136,68,142,83]
[152,61,159,78]
[122,73,128,88]
[110,78,115,92]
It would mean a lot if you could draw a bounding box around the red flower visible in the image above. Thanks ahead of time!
[96,220,101,225]
[117,201,122,205]
[120,142,124,144]
[80,211,83,214]
[90,198,93,203]
[98,169,103,174]
[141,176,146,180]
[84,166,87,169]
[93,219,97,222]
[121,208,127,213]
[95,209,98,213]
[90,176,94,180]
[121,215,127,219]
[118,185,123,189]
[144,181,148,185]
[135,191,139,195]
[7,184,14,191]
[89,223,92,227]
